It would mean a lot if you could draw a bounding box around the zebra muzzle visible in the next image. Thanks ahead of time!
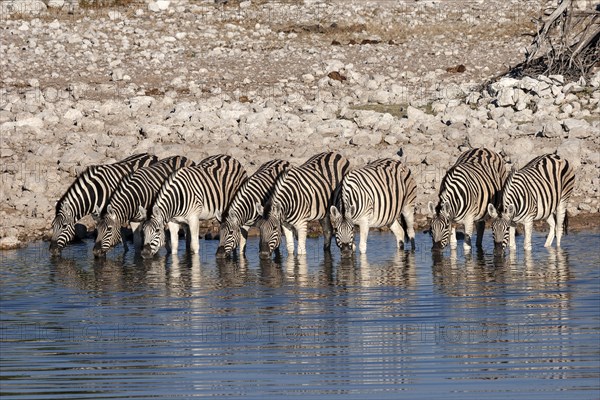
[92,243,107,258]
[215,246,229,258]
[141,245,155,259]
[340,244,354,258]
[49,242,62,256]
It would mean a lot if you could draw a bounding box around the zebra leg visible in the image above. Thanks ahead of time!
[475,220,485,248]
[358,220,370,254]
[240,228,248,257]
[450,226,457,250]
[463,218,475,251]
[319,216,333,252]
[509,226,516,250]
[130,221,142,249]
[523,221,533,251]
[556,202,567,247]
[389,220,405,251]
[167,221,180,255]
[187,218,200,254]
[296,222,308,255]
[283,225,295,255]
[402,207,416,250]
[544,214,556,247]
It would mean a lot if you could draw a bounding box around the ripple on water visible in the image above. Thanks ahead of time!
[1,231,599,399]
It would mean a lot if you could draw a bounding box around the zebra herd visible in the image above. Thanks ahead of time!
[49,148,575,259]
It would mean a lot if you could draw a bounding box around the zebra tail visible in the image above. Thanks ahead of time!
[564,212,569,236]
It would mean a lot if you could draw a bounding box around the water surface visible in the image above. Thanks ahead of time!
[1,232,599,399]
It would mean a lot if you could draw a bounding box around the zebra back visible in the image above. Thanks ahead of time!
[152,155,247,223]
[104,155,193,225]
[55,153,157,221]
[437,148,506,221]
[225,159,291,226]
[502,154,574,221]
[272,152,350,224]
[342,158,416,225]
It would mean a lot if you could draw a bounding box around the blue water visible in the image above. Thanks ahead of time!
[1,231,599,399]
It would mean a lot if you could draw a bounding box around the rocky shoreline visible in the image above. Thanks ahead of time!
[1,0,599,250]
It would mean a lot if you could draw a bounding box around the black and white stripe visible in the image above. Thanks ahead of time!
[50,153,157,255]
[216,159,290,258]
[141,154,247,258]
[257,152,350,258]
[488,154,575,251]
[330,158,416,256]
[93,156,193,257]
[428,148,507,250]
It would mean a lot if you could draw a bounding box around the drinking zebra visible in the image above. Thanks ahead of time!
[428,148,507,250]
[216,159,291,259]
[330,158,416,257]
[257,152,350,259]
[50,153,157,256]
[141,154,247,258]
[487,154,575,251]
[92,156,194,258]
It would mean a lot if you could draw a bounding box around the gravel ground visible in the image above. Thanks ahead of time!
[1,0,598,249]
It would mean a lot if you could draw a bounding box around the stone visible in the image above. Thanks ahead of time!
[563,118,591,139]
[63,108,84,123]
[496,87,515,107]
[0,236,22,250]
[467,128,495,148]
[557,139,582,169]
[108,10,122,20]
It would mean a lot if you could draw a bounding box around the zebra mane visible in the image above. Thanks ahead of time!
[55,164,102,214]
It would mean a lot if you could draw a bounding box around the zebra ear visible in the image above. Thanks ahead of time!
[106,204,113,215]
[271,203,281,219]
[487,203,498,219]
[92,204,101,217]
[330,205,341,223]
[440,202,451,218]
[254,202,264,217]
[345,204,356,220]
[152,205,160,217]
[138,205,147,219]
[62,202,73,216]
[427,201,436,215]
[215,210,222,222]
[506,204,516,218]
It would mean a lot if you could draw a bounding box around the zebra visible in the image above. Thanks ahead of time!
[50,153,157,256]
[141,154,247,258]
[215,159,291,259]
[257,152,350,259]
[487,154,575,251]
[329,158,416,257]
[92,156,194,258]
[428,147,507,250]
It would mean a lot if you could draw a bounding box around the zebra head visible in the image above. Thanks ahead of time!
[141,206,165,259]
[330,205,355,258]
[49,202,77,256]
[428,201,452,250]
[257,202,281,259]
[488,203,514,250]
[93,205,121,258]
[216,211,241,259]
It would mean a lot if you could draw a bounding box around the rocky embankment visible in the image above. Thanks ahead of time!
[1,0,599,249]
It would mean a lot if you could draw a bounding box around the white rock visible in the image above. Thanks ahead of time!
[563,118,592,139]
[48,20,61,29]
[63,108,84,122]
[156,0,170,10]
[0,236,21,250]
[108,10,122,20]
[496,87,515,107]
[557,139,582,169]
[48,0,64,7]
[240,1,251,8]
